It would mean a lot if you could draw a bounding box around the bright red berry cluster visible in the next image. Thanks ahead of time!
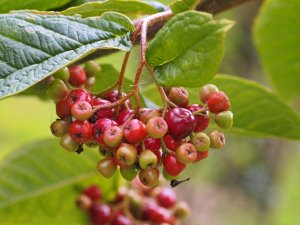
[76,181,190,225]
[48,61,233,187]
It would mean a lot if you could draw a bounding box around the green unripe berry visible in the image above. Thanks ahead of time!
[199,84,219,104]
[215,111,233,129]
[174,201,191,219]
[53,67,70,83]
[60,134,79,152]
[139,149,158,169]
[191,132,210,151]
[50,119,69,137]
[47,79,68,101]
[85,60,101,77]
[163,168,178,180]
[209,130,225,149]
[97,157,117,178]
[120,166,138,181]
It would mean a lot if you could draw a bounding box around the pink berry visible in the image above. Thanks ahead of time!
[92,118,117,145]
[207,91,231,113]
[163,154,186,177]
[156,188,177,208]
[69,120,92,143]
[186,104,210,132]
[123,119,147,144]
[83,185,102,201]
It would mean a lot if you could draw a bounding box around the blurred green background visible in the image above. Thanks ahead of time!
[1,0,300,224]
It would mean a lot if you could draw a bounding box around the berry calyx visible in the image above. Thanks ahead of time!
[176,143,197,164]
[191,132,210,151]
[103,126,123,147]
[209,130,225,149]
[165,108,196,140]
[146,117,168,139]
[71,101,92,121]
[163,154,186,177]
[68,65,87,87]
[139,149,158,169]
[84,185,102,201]
[156,188,177,209]
[215,110,233,129]
[60,134,79,152]
[97,157,117,178]
[199,84,219,104]
[208,91,231,113]
[115,143,137,166]
[138,168,160,188]
[47,79,68,101]
[168,87,189,107]
[123,119,147,144]
[50,119,69,137]
[69,120,93,143]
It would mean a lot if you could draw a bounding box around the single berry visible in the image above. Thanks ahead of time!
[163,135,182,152]
[86,77,96,89]
[209,130,225,149]
[103,126,123,147]
[215,110,233,129]
[156,188,177,208]
[76,194,92,210]
[138,168,160,188]
[140,108,161,124]
[173,201,191,219]
[50,119,69,137]
[89,203,111,225]
[146,117,168,139]
[53,67,70,83]
[71,101,92,121]
[194,150,209,163]
[116,109,134,125]
[176,143,197,164]
[191,132,210,151]
[104,90,131,111]
[96,157,117,178]
[68,65,87,87]
[163,168,178,180]
[168,87,189,107]
[83,185,102,201]
[144,137,161,151]
[92,98,115,120]
[120,166,138,181]
[112,213,133,225]
[139,149,158,169]
[69,120,93,143]
[60,134,79,152]
[56,99,71,119]
[199,84,219,104]
[186,104,210,132]
[47,79,68,101]
[123,119,147,144]
[149,206,173,223]
[92,118,117,145]
[207,91,231,113]
[165,108,196,140]
[66,89,92,109]
[85,60,101,77]
[163,154,186,177]
[115,143,137,166]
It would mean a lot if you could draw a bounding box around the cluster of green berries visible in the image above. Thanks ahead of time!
[76,180,190,225]
[48,61,233,188]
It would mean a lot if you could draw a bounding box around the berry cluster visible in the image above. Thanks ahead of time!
[76,181,190,225]
[48,61,233,187]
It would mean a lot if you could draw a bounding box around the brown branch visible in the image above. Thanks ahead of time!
[75,0,254,64]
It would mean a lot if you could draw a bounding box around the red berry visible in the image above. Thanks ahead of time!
[186,104,210,132]
[146,117,168,139]
[56,99,71,119]
[66,89,92,109]
[157,188,177,208]
[194,150,209,163]
[71,100,92,121]
[92,118,117,145]
[69,120,92,143]
[163,154,186,177]
[165,108,196,140]
[199,84,219,104]
[89,203,111,225]
[83,185,102,201]
[163,135,182,152]
[207,91,231,113]
[104,90,131,111]
[149,206,173,223]
[123,119,147,144]
[176,143,197,164]
[112,213,133,225]
[92,98,115,120]
[144,137,161,150]
[68,65,87,87]
[103,126,123,147]
[116,109,134,125]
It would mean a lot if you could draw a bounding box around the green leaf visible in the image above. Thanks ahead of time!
[253,0,300,100]
[62,0,158,18]
[0,0,72,13]
[0,11,134,100]
[0,139,120,224]
[170,0,199,14]
[141,75,300,140]
[146,11,233,88]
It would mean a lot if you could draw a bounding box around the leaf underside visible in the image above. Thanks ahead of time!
[0,11,134,100]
